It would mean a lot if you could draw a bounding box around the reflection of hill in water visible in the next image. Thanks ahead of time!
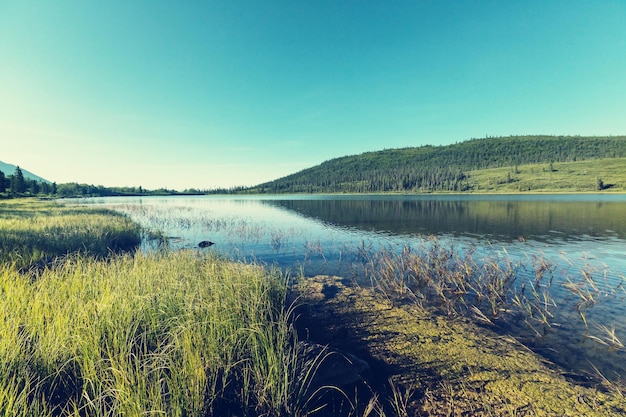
[266,198,626,242]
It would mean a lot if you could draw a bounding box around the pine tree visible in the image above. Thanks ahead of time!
[30,180,40,195]
[0,170,5,193]
[11,166,26,194]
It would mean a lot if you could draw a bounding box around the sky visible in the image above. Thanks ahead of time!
[1,1,625,190]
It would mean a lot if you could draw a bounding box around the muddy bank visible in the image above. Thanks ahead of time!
[295,276,626,416]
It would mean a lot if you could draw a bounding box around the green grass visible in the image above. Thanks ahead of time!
[0,199,141,269]
[361,241,626,367]
[4,196,625,415]
[0,198,319,416]
[0,251,307,416]
[465,158,626,193]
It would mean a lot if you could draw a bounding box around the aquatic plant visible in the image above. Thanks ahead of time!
[355,237,625,382]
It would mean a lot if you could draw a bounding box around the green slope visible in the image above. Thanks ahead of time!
[250,135,626,193]
[466,158,626,193]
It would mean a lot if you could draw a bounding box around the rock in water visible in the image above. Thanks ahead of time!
[198,240,214,248]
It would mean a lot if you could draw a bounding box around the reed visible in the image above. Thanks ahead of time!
[0,250,322,416]
[0,199,332,416]
[357,238,624,356]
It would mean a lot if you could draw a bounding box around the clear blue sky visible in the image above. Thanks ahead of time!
[1,1,625,190]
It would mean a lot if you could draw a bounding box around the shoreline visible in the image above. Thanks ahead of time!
[296,275,626,416]
[68,190,626,198]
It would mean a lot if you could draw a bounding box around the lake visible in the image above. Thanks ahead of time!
[68,194,626,383]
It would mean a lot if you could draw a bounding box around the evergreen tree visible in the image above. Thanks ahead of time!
[0,170,5,193]
[30,180,40,195]
[11,166,26,194]
[252,135,626,194]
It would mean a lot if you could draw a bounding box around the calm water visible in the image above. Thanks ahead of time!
[69,194,626,382]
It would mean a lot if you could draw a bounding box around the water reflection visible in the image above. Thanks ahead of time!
[265,196,626,242]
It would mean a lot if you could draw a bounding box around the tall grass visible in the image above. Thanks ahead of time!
[357,239,624,349]
[0,199,326,416]
[0,199,141,269]
[0,250,314,416]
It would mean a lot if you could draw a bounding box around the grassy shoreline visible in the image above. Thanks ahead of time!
[0,251,304,416]
[0,198,142,269]
[0,199,309,416]
[2,198,626,416]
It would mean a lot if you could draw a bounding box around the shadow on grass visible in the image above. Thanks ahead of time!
[0,199,141,270]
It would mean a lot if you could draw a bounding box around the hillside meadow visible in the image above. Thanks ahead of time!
[465,158,626,193]
[250,136,626,194]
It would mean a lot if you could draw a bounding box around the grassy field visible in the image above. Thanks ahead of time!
[465,157,626,193]
[0,198,142,269]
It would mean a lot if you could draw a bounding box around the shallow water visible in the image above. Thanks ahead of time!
[68,194,626,381]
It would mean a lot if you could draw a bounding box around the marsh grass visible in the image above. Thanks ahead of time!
[354,238,626,384]
[0,250,324,416]
[0,199,141,269]
[50,198,626,406]
[0,198,344,416]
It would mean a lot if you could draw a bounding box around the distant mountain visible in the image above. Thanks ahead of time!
[250,135,626,193]
[0,161,51,183]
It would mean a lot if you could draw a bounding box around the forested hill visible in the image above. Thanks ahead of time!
[251,135,626,193]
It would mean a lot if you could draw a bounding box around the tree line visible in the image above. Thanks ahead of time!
[0,166,57,196]
[0,166,192,198]
[251,135,626,193]
[0,165,242,198]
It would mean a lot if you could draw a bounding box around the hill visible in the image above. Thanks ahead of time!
[249,135,626,193]
[0,161,51,184]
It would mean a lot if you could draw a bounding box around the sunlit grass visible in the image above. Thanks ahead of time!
[0,198,334,416]
[0,199,141,269]
[18,195,624,413]
[0,250,311,416]
[465,158,626,192]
